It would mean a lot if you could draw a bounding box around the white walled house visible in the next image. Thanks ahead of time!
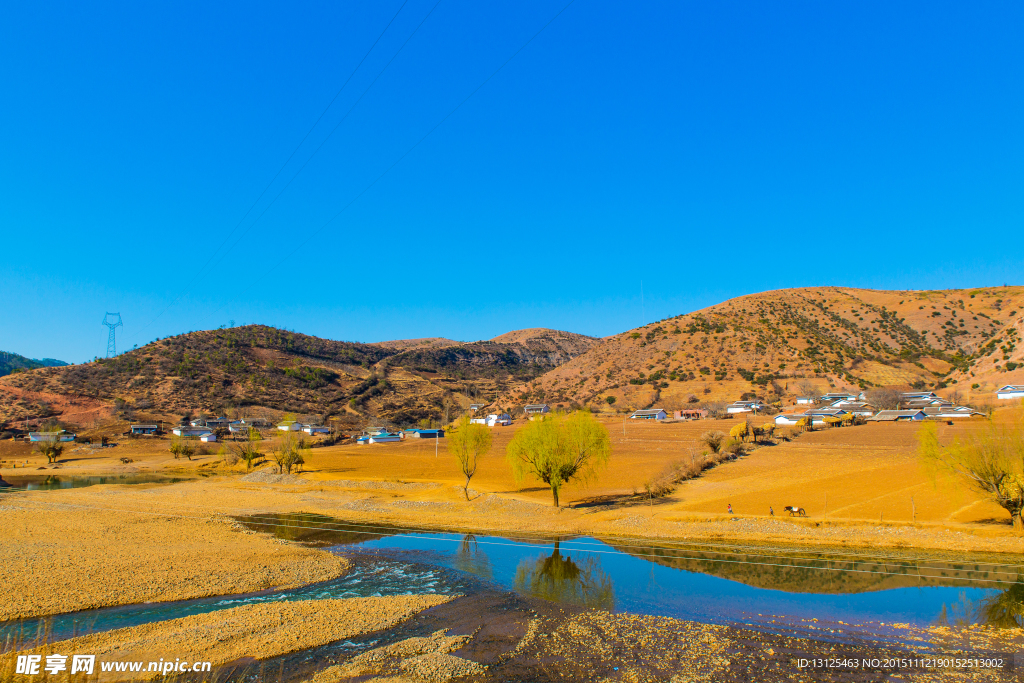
[997,385,1024,400]
[302,425,330,435]
[867,410,927,422]
[172,426,212,437]
[277,421,301,431]
[630,409,667,420]
[774,414,806,426]
[795,397,815,405]
[726,401,763,414]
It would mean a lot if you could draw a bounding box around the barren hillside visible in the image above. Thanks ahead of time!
[0,325,598,428]
[497,286,1024,413]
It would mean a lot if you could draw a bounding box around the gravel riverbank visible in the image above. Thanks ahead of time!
[22,596,453,680]
[1,490,349,621]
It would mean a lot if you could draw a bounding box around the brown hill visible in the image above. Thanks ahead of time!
[497,286,1024,413]
[369,338,462,351]
[0,325,598,429]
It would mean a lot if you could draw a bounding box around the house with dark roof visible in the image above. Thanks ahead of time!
[867,410,926,422]
[997,385,1024,400]
[923,405,984,418]
[630,409,667,420]
[129,424,159,435]
[820,392,858,402]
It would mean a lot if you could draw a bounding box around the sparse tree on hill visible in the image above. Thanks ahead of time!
[918,410,1024,530]
[700,430,726,453]
[506,411,610,508]
[447,414,493,500]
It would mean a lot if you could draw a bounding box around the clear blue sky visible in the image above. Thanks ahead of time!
[2,1,1022,363]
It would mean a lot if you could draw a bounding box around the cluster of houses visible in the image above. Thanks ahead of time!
[161,416,330,443]
[628,390,989,425]
[773,391,983,425]
[356,428,446,444]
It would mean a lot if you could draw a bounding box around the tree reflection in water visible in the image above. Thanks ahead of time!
[936,580,1024,628]
[979,581,1024,628]
[514,540,614,609]
[452,535,493,580]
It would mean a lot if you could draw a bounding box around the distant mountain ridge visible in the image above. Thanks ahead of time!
[0,351,68,377]
[0,325,597,426]
[496,286,1024,412]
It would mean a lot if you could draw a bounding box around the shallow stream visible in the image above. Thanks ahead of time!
[3,512,1022,648]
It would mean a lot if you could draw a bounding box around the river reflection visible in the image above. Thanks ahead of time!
[513,540,614,610]
[451,535,493,580]
[938,580,1024,628]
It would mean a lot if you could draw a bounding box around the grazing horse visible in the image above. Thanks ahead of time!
[785,506,806,517]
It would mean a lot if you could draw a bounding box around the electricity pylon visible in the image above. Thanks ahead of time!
[102,313,123,358]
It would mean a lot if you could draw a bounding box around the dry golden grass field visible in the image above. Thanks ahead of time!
[4,410,1018,537]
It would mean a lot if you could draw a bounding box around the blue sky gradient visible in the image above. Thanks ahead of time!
[2,1,1022,362]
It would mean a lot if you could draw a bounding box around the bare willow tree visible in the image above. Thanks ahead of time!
[232,427,263,471]
[866,387,902,410]
[918,412,1024,530]
[447,414,493,500]
[506,411,610,507]
[273,432,306,474]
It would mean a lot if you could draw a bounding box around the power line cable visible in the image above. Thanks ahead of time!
[188,0,578,333]
[124,0,413,345]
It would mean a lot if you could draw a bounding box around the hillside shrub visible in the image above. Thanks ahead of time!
[700,430,726,453]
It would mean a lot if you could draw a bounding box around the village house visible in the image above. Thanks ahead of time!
[357,432,402,445]
[867,410,927,422]
[471,413,512,427]
[404,428,445,439]
[199,433,217,443]
[302,425,330,435]
[773,413,806,426]
[900,391,938,401]
[171,426,212,437]
[277,421,301,431]
[800,408,849,425]
[795,396,816,405]
[523,404,550,417]
[726,401,763,414]
[922,405,984,419]
[129,424,159,435]
[630,409,667,421]
[825,401,876,416]
[674,409,708,420]
[996,385,1024,400]
[903,397,952,410]
[820,392,859,402]
[28,431,76,442]
[240,418,272,428]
